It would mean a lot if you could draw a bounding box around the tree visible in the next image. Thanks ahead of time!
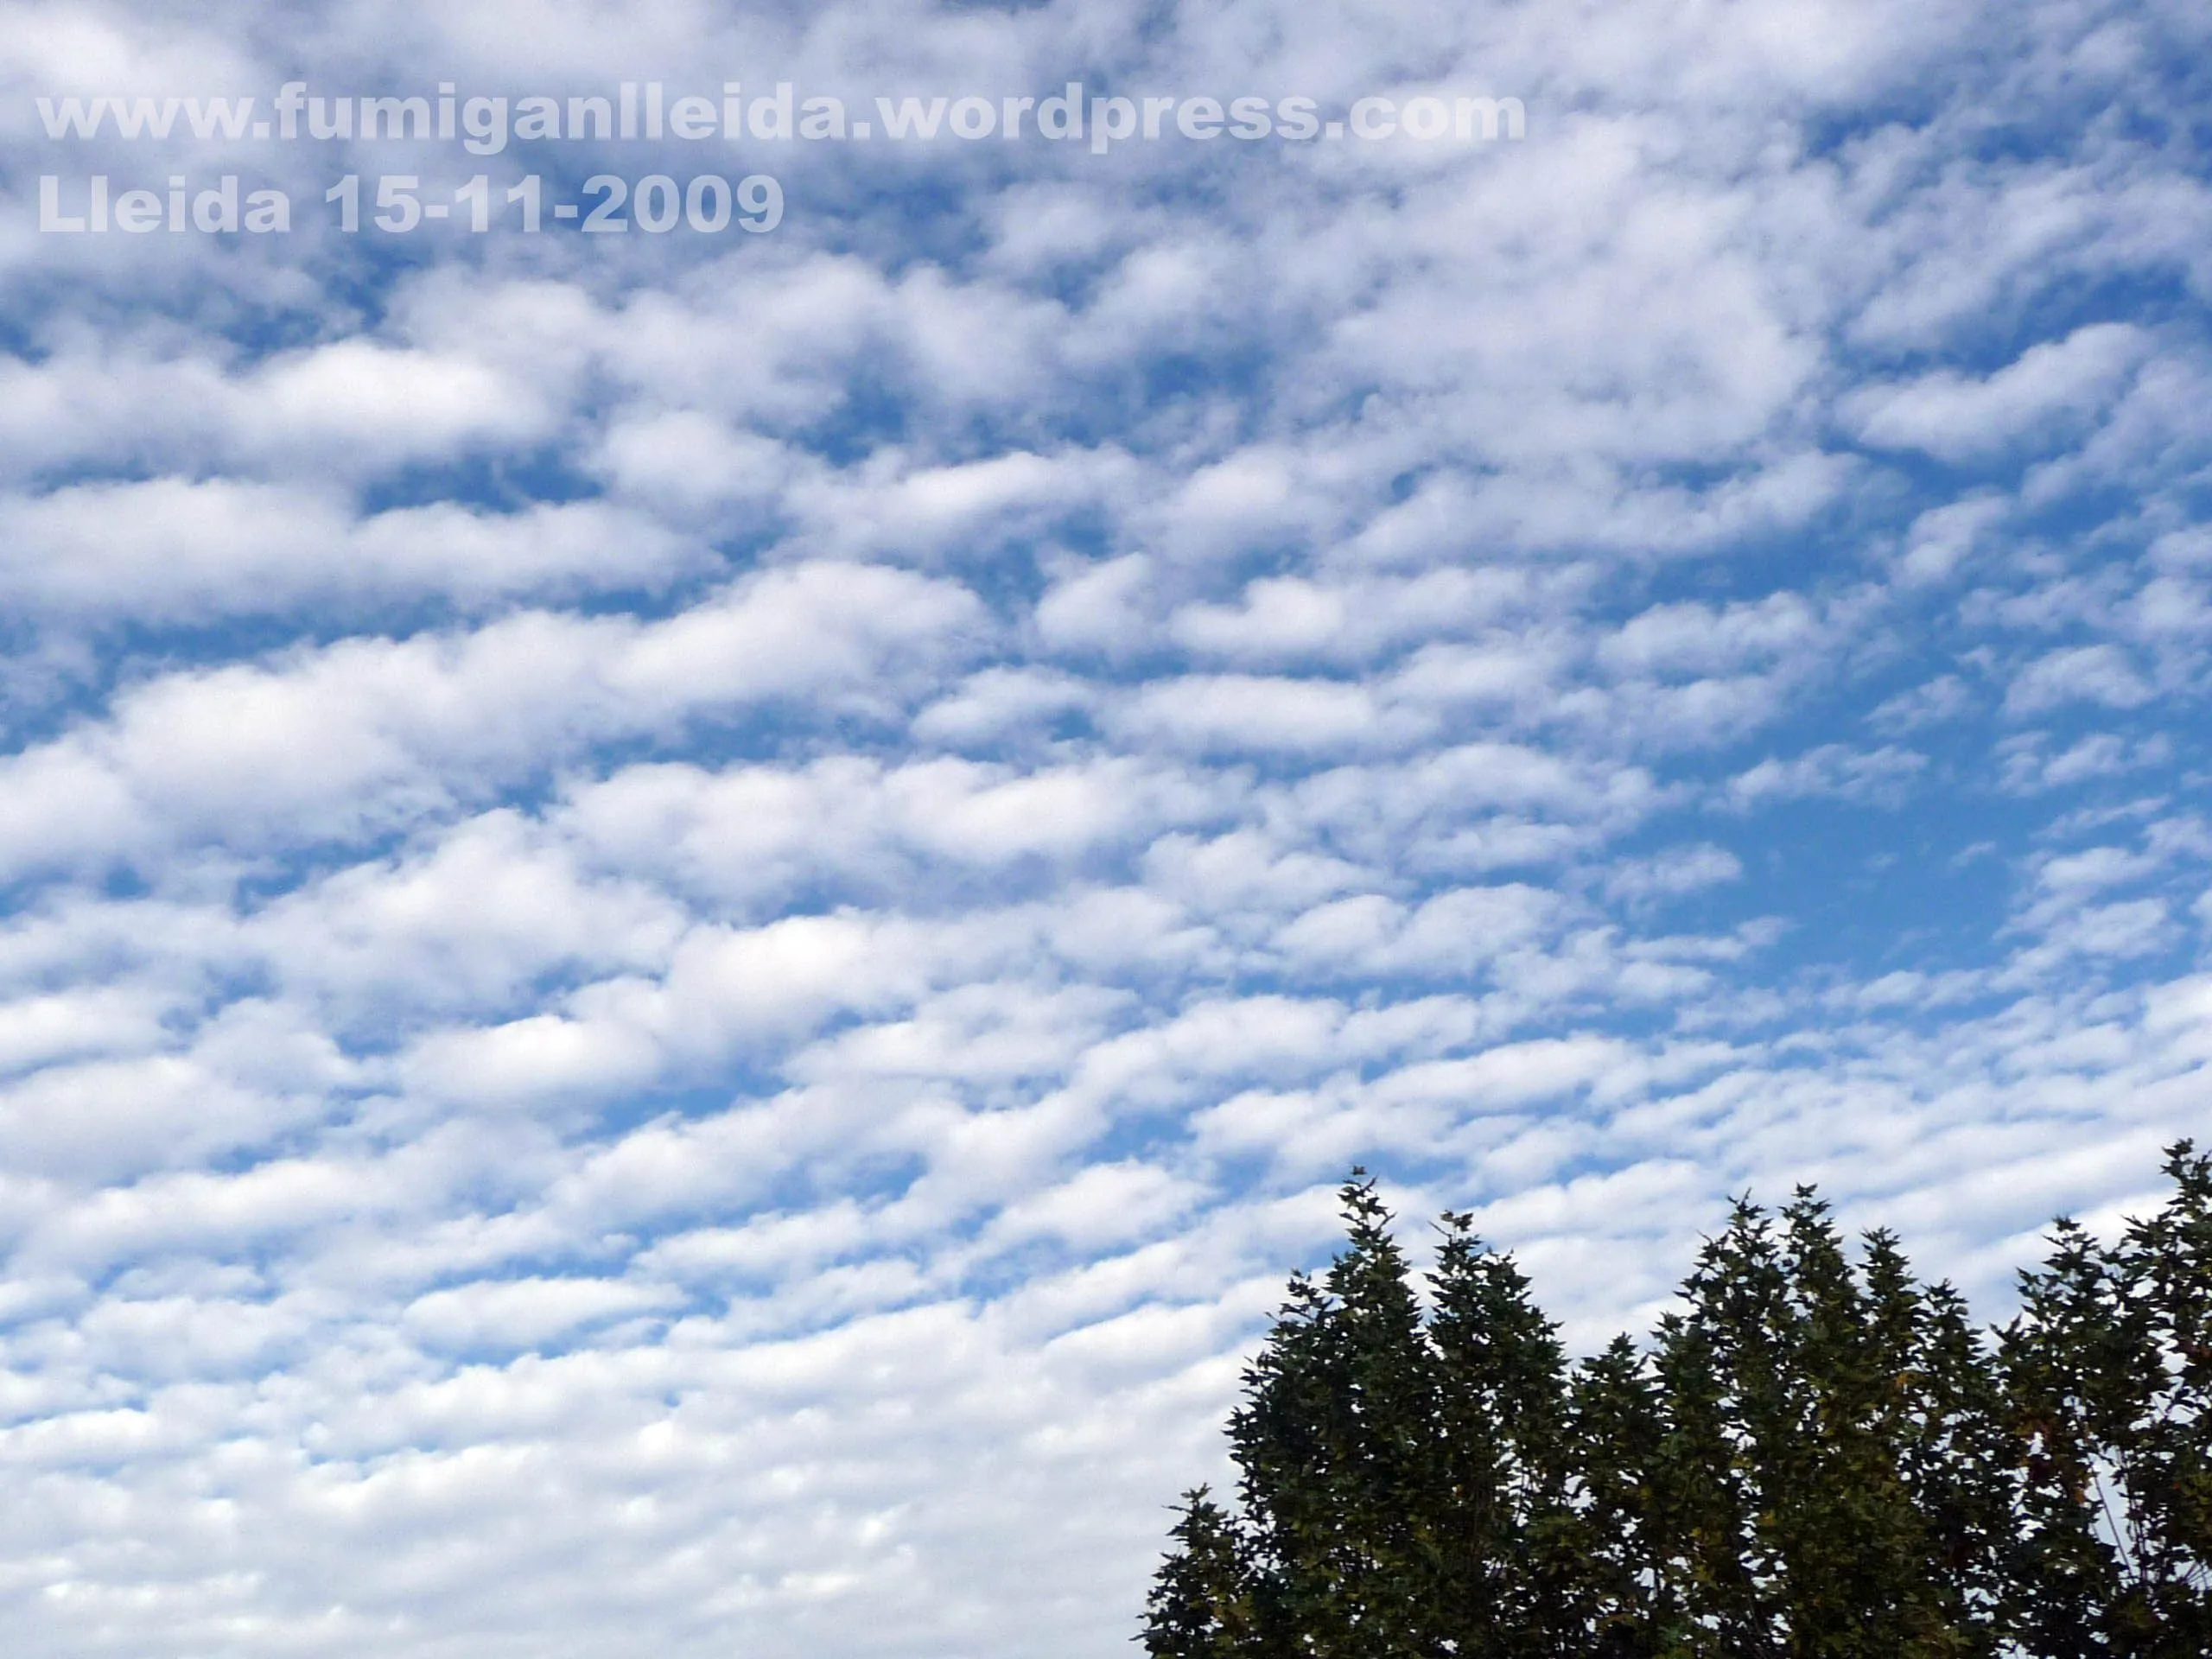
[1144,1489,1265,1659]
[2001,1141,2212,1656]
[1141,1145,2204,1659]
[1146,1173,1588,1659]
[1422,1209,1589,1656]
[1221,1173,1444,1658]
[1605,1193,2015,1657]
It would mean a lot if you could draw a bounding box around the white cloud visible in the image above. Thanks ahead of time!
[402,1275,682,1352]
[1847,323,2147,462]
[0,563,985,879]
[1603,842,1745,905]
[1723,743,1928,809]
[1110,673,1402,754]
[1870,673,1977,734]
[2005,643,2155,714]
[1033,553,1159,658]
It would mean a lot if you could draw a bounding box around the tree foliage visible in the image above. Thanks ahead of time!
[1142,1143,2212,1659]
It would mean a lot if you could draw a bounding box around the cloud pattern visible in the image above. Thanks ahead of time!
[2,0,2210,1652]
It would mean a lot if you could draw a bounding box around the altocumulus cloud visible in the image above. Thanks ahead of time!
[2,0,2211,1654]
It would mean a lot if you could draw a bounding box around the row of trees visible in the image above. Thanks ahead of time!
[1143,1143,2210,1657]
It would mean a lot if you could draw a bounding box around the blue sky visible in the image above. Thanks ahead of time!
[2,1,2209,1653]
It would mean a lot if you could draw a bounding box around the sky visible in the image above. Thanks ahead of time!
[0,0,2209,1653]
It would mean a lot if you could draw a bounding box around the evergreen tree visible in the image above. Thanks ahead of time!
[1145,1489,1265,1659]
[1423,1210,1587,1656]
[1224,1172,1443,1657]
[1143,1173,1591,1658]
[1141,1144,2207,1659]
[1619,1193,2013,1657]
[2001,1141,2212,1656]
[1563,1333,1682,1655]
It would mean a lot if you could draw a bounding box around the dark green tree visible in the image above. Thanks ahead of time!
[2001,1141,2212,1656]
[1144,1489,1266,1659]
[1612,1193,2015,1657]
[1223,1172,1443,1657]
[1422,1210,1589,1656]
[1143,1173,1589,1659]
[1144,1148,2212,1657]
